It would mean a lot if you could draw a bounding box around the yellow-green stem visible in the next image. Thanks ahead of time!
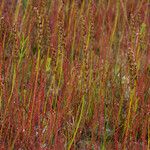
[67,95,85,150]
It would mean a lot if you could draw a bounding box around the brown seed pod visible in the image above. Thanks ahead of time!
[51,43,57,73]
[89,0,95,49]
[57,4,65,56]
[37,15,43,50]
[12,23,19,62]
[80,15,90,93]
[34,7,44,53]
[81,15,87,54]
[44,13,51,55]
[130,13,136,44]
[0,17,5,40]
[127,47,137,89]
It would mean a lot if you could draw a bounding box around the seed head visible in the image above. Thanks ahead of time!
[127,47,137,89]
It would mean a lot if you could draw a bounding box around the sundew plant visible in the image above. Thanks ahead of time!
[0,0,150,149]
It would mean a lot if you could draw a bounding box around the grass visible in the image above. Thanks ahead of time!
[0,0,149,149]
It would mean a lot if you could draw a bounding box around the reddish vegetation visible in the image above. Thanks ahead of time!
[0,0,149,149]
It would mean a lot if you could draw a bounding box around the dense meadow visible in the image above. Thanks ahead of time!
[0,0,150,149]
